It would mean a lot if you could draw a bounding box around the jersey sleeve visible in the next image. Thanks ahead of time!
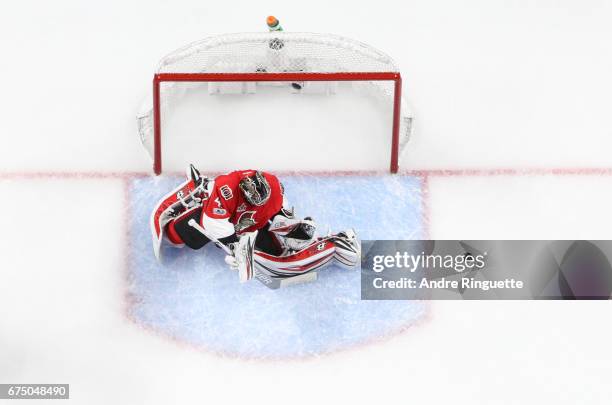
[200,177,239,240]
[204,175,239,218]
[200,211,235,240]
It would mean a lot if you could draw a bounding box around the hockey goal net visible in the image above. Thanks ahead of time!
[137,32,412,174]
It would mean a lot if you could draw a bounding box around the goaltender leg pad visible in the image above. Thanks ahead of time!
[252,230,361,289]
[150,173,208,260]
[330,229,361,268]
[150,179,193,260]
[254,237,338,277]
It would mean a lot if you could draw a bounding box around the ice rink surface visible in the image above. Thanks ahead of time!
[1,0,612,404]
[129,174,424,358]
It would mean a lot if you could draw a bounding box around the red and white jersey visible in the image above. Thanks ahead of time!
[200,170,284,240]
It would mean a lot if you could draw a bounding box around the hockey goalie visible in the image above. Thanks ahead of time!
[151,166,360,288]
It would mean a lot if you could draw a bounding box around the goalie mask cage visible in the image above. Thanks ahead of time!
[137,32,412,174]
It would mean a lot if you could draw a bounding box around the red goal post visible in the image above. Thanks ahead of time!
[152,71,402,174]
[138,32,412,175]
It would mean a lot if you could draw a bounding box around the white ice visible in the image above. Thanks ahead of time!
[1,0,612,404]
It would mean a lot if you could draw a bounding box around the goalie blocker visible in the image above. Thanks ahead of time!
[150,166,360,288]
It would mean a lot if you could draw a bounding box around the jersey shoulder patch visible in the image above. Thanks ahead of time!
[219,185,233,200]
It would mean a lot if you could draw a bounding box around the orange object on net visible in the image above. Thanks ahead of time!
[267,16,278,27]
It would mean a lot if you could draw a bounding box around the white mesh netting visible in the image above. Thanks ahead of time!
[137,32,413,171]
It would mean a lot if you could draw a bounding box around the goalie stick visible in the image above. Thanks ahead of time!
[253,268,318,290]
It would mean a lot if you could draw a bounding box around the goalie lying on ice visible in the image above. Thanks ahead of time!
[150,166,360,286]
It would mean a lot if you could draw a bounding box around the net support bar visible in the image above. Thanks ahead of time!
[152,72,402,175]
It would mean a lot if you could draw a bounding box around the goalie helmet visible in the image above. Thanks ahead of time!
[239,171,271,206]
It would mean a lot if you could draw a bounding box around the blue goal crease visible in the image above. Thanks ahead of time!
[126,174,427,358]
